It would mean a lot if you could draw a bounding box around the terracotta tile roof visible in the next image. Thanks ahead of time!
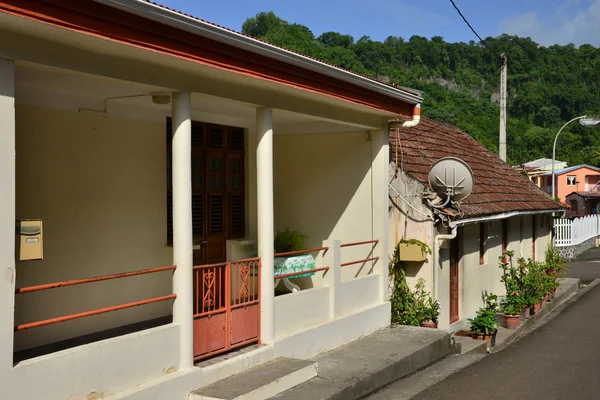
[139,0,420,98]
[567,191,600,199]
[390,117,563,219]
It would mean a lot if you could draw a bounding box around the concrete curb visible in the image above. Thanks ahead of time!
[273,328,451,400]
[507,278,600,340]
[491,278,582,353]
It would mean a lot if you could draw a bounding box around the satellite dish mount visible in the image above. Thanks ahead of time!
[427,157,474,210]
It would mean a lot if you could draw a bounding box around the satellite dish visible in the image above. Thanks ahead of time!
[428,157,474,204]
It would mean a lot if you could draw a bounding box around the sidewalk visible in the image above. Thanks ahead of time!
[365,277,587,400]
[272,325,452,400]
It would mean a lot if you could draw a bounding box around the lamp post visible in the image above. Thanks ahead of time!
[552,116,600,200]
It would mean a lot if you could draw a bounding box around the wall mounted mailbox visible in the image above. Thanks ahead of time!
[17,219,43,261]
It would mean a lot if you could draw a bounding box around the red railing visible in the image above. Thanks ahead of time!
[274,246,330,279]
[340,239,379,268]
[192,258,261,362]
[14,266,177,332]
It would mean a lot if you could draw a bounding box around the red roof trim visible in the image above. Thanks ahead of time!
[0,0,413,116]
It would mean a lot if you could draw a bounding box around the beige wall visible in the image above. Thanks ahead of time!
[388,169,435,294]
[437,214,552,329]
[15,105,172,350]
[273,131,376,286]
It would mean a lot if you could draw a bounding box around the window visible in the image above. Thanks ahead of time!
[479,223,487,265]
[502,219,508,253]
[566,175,577,186]
[166,119,245,245]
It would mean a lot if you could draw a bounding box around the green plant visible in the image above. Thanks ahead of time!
[274,228,307,253]
[399,238,432,256]
[502,294,524,316]
[468,293,499,336]
[389,243,437,325]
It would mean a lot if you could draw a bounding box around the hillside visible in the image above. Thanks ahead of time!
[242,12,600,167]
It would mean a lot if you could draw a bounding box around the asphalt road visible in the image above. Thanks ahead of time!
[410,252,600,400]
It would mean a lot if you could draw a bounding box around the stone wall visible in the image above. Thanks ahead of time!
[555,237,598,260]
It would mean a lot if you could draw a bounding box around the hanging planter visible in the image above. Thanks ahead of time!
[398,239,431,262]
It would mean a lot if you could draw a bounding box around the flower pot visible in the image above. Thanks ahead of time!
[398,243,427,262]
[541,297,547,308]
[419,321,438,328]
[504,314,521,329]
[523,307,531,319]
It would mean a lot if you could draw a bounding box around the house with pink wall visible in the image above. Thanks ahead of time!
[538,165,600,203]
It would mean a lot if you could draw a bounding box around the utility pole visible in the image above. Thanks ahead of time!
[499,53,507,162]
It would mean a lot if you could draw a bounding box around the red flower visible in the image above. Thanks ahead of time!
[502,258,508,263]
[518,260,521,265]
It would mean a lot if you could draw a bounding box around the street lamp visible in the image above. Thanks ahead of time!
[552,116,600,200]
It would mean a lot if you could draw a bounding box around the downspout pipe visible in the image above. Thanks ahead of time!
[389,104,421,129]
[433,227,457,305]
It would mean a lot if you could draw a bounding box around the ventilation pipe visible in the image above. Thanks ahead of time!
[389,103,421,129]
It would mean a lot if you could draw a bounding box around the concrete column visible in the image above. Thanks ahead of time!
[321,240,341,319]
[171,91,194,369]
[0,58,15,377]
[256,107,275,344]
[371,121,390,302]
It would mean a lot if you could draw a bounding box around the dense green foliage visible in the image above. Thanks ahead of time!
[242,12,600,166]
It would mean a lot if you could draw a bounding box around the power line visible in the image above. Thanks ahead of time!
[448,0,499,58]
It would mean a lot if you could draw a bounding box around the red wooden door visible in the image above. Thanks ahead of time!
[449,237,460,324]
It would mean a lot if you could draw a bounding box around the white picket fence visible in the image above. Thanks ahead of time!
[554,215,600,247]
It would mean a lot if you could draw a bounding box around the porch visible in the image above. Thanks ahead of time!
[3,59,391,398]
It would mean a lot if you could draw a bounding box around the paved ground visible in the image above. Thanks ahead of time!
[396,250,600,400]
[567,247,600,281]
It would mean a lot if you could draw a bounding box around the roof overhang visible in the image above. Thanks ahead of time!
[93,0,423,106]
[449,208,564,228]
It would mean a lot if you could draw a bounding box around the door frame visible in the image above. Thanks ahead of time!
[449,232,460,325]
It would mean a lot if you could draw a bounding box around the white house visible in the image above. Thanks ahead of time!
[0,1,424,399]
[389,118,563,330]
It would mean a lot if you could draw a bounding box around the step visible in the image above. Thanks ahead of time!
[365,353,485,400]
[190,357,317,400]
[271,325,451,400]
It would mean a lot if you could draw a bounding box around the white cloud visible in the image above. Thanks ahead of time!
[499,0,600,46]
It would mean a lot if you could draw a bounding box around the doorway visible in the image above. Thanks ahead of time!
[166,119,246,265]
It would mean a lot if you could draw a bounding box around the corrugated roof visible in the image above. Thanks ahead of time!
[390,117,562,219]
[538,164,600,177]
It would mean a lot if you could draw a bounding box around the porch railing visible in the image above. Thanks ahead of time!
[340,239,379,268]
[273,246,330,279]
[14,266,177,331]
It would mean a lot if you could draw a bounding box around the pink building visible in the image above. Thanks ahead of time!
[538,165,600,203]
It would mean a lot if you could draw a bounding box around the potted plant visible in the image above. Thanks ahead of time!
[398,239,431,262]
[502,294,523,329]
[274,228,307,254]
[421,298,440,328]
[468,293,499,349]
[412,279,439,328]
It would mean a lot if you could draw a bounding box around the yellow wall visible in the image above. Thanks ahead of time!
[15,106,172,350]
[273,131,375,285]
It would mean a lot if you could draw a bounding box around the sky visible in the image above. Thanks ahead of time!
[159,0,600,46]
